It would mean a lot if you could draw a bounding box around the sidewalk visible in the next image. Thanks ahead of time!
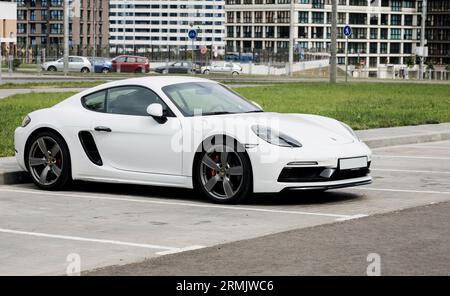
[0,123,449,185]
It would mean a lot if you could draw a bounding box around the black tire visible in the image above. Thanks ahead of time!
[232,71,239,76]
[47,66,57,72]
[102,67,110,74]
[135,67,143,73]
[81,67,90,73]
[25,130,72,190]
[194,137,252,204]
[203,69,210,75]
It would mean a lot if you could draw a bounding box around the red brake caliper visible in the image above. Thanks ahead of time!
[211,153,219,177]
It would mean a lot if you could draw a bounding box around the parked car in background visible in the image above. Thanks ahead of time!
[154,61,200,74]
[225,53,256,64]
[201,62,242,76]
[111,55,150,73]
[89,57,113,74]
[41,56,93,73]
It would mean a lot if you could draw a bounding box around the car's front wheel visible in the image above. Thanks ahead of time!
[194,141,252,203]
[26,130,71,190]
[203,69,210,75]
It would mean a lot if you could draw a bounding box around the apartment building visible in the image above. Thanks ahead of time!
[225,0,422,69]
[425,0,450,65]
[15,0,109,57]
[108,0,225,55]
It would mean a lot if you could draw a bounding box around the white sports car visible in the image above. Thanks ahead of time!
[14,77,372,203]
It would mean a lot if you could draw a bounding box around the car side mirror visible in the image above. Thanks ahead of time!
[146,103,167,124]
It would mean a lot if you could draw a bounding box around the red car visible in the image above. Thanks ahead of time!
[111,55,150,73]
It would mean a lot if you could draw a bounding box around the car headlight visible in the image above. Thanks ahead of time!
[252,125,302,148]
[21,115,31,127]
[340,122,360,140]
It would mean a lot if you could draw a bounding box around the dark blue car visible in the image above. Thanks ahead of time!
[89,57,113,74]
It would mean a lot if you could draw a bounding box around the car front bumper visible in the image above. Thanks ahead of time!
[246,139,373,193]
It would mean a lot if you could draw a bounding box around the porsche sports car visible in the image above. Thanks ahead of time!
[14,76,372,203]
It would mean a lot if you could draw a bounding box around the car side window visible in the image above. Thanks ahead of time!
[115,57,126,63]
[127,57,136,63]
[106,86,173,117]
[73,57,83,63]
[82,90,107,112]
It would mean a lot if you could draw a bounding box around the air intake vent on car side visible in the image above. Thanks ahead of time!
[78,131,103,166]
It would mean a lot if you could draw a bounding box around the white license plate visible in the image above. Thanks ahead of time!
[339,157,368,170]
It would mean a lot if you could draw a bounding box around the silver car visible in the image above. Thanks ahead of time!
[41,56,93,73]
[201,62,242,76]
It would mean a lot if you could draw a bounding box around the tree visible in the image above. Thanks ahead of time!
[405,55,415,68]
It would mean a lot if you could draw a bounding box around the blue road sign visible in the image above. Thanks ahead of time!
[188,29,198,40]
[343,25,352,37]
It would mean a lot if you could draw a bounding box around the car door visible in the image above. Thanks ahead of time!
[224,62,234,74]
[125,57,136,72]
[88,86,182,175]
[55,58,64,71]
[171,62,182,73]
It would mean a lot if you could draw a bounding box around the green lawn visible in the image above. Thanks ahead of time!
[0,82,449,157]
[237,83,450,130]
[0,81,106,89]
[0,92,76,157]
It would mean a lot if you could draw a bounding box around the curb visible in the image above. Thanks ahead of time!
[1,131,449,186]
[361,131,450,149]
[0,170,30,185]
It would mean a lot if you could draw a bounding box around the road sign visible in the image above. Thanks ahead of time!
[188,29,198,40]
[343,25,352,37]
[200,47,208,55]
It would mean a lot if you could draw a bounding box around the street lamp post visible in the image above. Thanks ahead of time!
[288,0,295,76]
[330,0,337,83]
[419,0,427,80]
[63,0,69,75]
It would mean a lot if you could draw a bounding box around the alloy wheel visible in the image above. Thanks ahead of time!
[28,136,63,186]
[200,147,244,200]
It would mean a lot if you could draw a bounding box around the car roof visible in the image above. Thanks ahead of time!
[57,76,218,108]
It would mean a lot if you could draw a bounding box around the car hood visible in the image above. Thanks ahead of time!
[195,112,356,146]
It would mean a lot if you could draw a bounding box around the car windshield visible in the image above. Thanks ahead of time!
[162,82,262,117]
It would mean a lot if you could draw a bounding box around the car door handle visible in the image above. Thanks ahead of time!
[94,126,112,132]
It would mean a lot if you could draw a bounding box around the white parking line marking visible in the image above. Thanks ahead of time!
[0,227,204,252]
[353,187,450,195]
[373,155,450,160]
[0,187,361,220]
[371,168,450,174]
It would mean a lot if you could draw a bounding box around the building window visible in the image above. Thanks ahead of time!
[312,12,324,24]
[404,29,412,40]
[391,28,401,40]
[298,11,308,24]
[391,14,401,26]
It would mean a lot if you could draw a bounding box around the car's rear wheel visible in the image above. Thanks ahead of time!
[26,131,71,190]
[162,69,169,74]
[203,69,210,75]
[102,67,110,74]
[47,66,57,72]
[135,67,143,73]
[195,141,252,204]
[232,71,239,76]
[81,67,90,73]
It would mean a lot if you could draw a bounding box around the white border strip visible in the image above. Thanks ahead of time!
[373,155,450,160]
[0,187,358,219]
[353,187,450,195]
[0,227,203,252]
[372,168,450,174]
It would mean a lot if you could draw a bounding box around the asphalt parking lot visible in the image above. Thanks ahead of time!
[0,140,449,275]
